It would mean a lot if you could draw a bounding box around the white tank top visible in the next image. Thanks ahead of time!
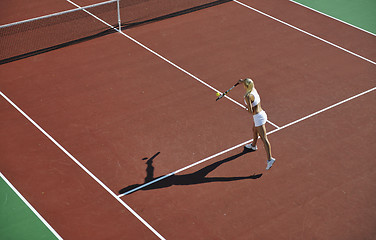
[244,88,260,107]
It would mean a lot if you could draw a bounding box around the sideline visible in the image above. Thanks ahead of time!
[233,0,376,65]
[0,91,166,240]
[289,0,376,36]
[0,172,63,240]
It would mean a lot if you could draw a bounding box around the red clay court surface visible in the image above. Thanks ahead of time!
[1,0,376,239]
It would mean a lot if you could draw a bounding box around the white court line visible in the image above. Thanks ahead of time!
[66,0,281,129]
[0,0,117,29]
[114,22,281,129]
[3,0,371,237]
[118,137,254,196]
[266,87,376,134]
[66,0,373,195]
[0,91,166,240]
[0,172,63,240]
[289,0,376,36]
[233,0,376,66]
[118,86,376,196]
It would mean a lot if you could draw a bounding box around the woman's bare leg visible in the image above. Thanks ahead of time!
[252,125,259,147]
[256,124,272,160]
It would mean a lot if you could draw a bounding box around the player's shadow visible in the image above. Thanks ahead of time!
[119,148,262,195]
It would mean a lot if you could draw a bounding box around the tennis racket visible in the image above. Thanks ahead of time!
[216,82,240,101]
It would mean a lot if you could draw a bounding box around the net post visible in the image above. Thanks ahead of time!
[117,0,121,31]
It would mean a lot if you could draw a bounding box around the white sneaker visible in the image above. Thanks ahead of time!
[245,143,257,151]
[266,158,276,170]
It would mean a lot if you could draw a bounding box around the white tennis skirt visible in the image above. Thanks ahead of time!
[253,110,267,127]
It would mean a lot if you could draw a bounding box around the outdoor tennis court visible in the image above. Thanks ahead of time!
[1,0,375,239]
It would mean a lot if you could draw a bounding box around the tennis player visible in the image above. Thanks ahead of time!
[239,78,276,170]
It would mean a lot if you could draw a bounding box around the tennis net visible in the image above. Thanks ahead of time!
[0,0,230,64]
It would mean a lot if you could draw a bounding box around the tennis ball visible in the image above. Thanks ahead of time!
[216,92,221,96]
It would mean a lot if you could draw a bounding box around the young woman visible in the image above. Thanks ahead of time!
[239,78,276,170]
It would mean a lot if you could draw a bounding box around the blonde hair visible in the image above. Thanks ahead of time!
[243,78,254,91]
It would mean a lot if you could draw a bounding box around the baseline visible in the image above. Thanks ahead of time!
[118,86,376,196]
